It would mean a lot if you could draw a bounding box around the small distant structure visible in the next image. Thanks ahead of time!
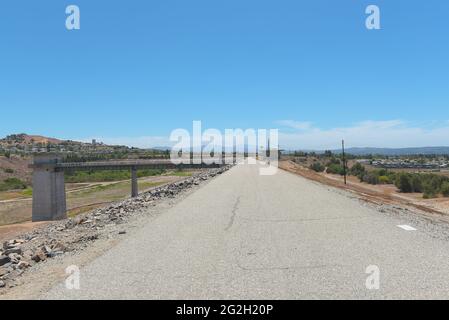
[92,139,97,146]
[357,159,371,165]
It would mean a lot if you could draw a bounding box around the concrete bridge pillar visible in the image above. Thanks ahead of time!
[131,166,138,197]
[32,154,67,221]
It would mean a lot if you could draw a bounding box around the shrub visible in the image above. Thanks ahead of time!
[0,177,27,191]
[378,175,390,184]
[360,172,379,185]
[21,188,33,196]
[421,174,443,197]
[395,173,413,193]
[441,182,449,197]
[410,175,423,193]
[423,184,437,199]
[423,192,432,199]
[310,162,325,173]
[326,164,345,175]
[393,172,449,198]
[3,168,14,174]
[326,158,341,166]
[349,163,366,177]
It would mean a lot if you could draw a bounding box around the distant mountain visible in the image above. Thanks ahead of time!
[334,147,449,156]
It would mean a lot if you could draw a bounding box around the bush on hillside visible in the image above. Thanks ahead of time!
[310,162,325,172]
[0,177,27,191]
[395,173,413,193]
[378,175,390,184]
[395,172,449,198]
[360,172,379,185]
[441,182,449,197]
[326,164,345,175]
[349,163,366,178]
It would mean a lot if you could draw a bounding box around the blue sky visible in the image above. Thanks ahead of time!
[0,1,448,149]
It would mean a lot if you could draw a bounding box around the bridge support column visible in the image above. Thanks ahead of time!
[131,166,138,197]
[32,154,67,221]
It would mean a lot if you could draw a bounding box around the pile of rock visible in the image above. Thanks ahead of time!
[0,239,29,288]
[0,166,231,290]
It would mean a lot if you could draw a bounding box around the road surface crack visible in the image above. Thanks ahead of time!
[225,196,240,231]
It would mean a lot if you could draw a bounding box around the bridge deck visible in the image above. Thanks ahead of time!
[30,159,223,171]
[30,155,226,221]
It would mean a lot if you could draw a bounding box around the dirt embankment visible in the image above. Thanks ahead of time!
[280,160,449,222]
[0,156,32,184]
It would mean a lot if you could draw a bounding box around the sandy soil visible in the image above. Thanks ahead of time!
[0,221,49,243]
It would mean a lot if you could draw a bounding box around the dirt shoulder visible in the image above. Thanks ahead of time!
[280,160,449,223]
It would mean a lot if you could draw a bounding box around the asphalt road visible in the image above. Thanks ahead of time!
[43,163,449,299]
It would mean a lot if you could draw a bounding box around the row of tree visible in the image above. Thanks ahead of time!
[309,159,449,199]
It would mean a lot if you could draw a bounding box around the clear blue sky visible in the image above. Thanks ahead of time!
[1,1,448,148]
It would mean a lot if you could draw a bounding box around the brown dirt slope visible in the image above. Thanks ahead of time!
[0,156,32,184]
[280,160,449,222]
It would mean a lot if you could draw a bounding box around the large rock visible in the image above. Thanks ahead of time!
[51,242,66,252]
[17,261,30,269]
[0,267,8,277]
[0,255,11,266]
[4,247,22,256]
[7,253,22,264]
[31,249,46,263]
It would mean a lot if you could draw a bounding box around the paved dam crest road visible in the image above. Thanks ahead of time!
[43,163,449,299]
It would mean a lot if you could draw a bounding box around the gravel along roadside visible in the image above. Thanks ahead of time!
[0,166,231,294]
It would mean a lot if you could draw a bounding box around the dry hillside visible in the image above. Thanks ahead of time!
[0,156,32,184]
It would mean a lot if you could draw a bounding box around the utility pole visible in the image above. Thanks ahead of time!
[342,139,347,185]
[267,138,270,159]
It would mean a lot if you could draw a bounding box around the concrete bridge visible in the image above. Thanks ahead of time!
[30,154,224,222]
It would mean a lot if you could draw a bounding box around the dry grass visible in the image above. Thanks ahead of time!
[0,175,183,227]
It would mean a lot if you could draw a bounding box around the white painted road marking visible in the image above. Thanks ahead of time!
[397,225,417,231]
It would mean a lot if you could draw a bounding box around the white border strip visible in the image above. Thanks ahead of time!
[397,225,417,231]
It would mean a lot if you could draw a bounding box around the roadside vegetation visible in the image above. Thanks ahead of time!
[346,162,449,198]
[310,162,325,173]
[64,169,165,183]
[306,152,449,199]
[0,177,28,191]
[169,170,193,177]
[309,157,345,175]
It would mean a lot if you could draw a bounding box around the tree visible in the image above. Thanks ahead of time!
[410,175,423,193]
[349,163,366,178]
[441,182,449,197]
[395,173,412,193]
